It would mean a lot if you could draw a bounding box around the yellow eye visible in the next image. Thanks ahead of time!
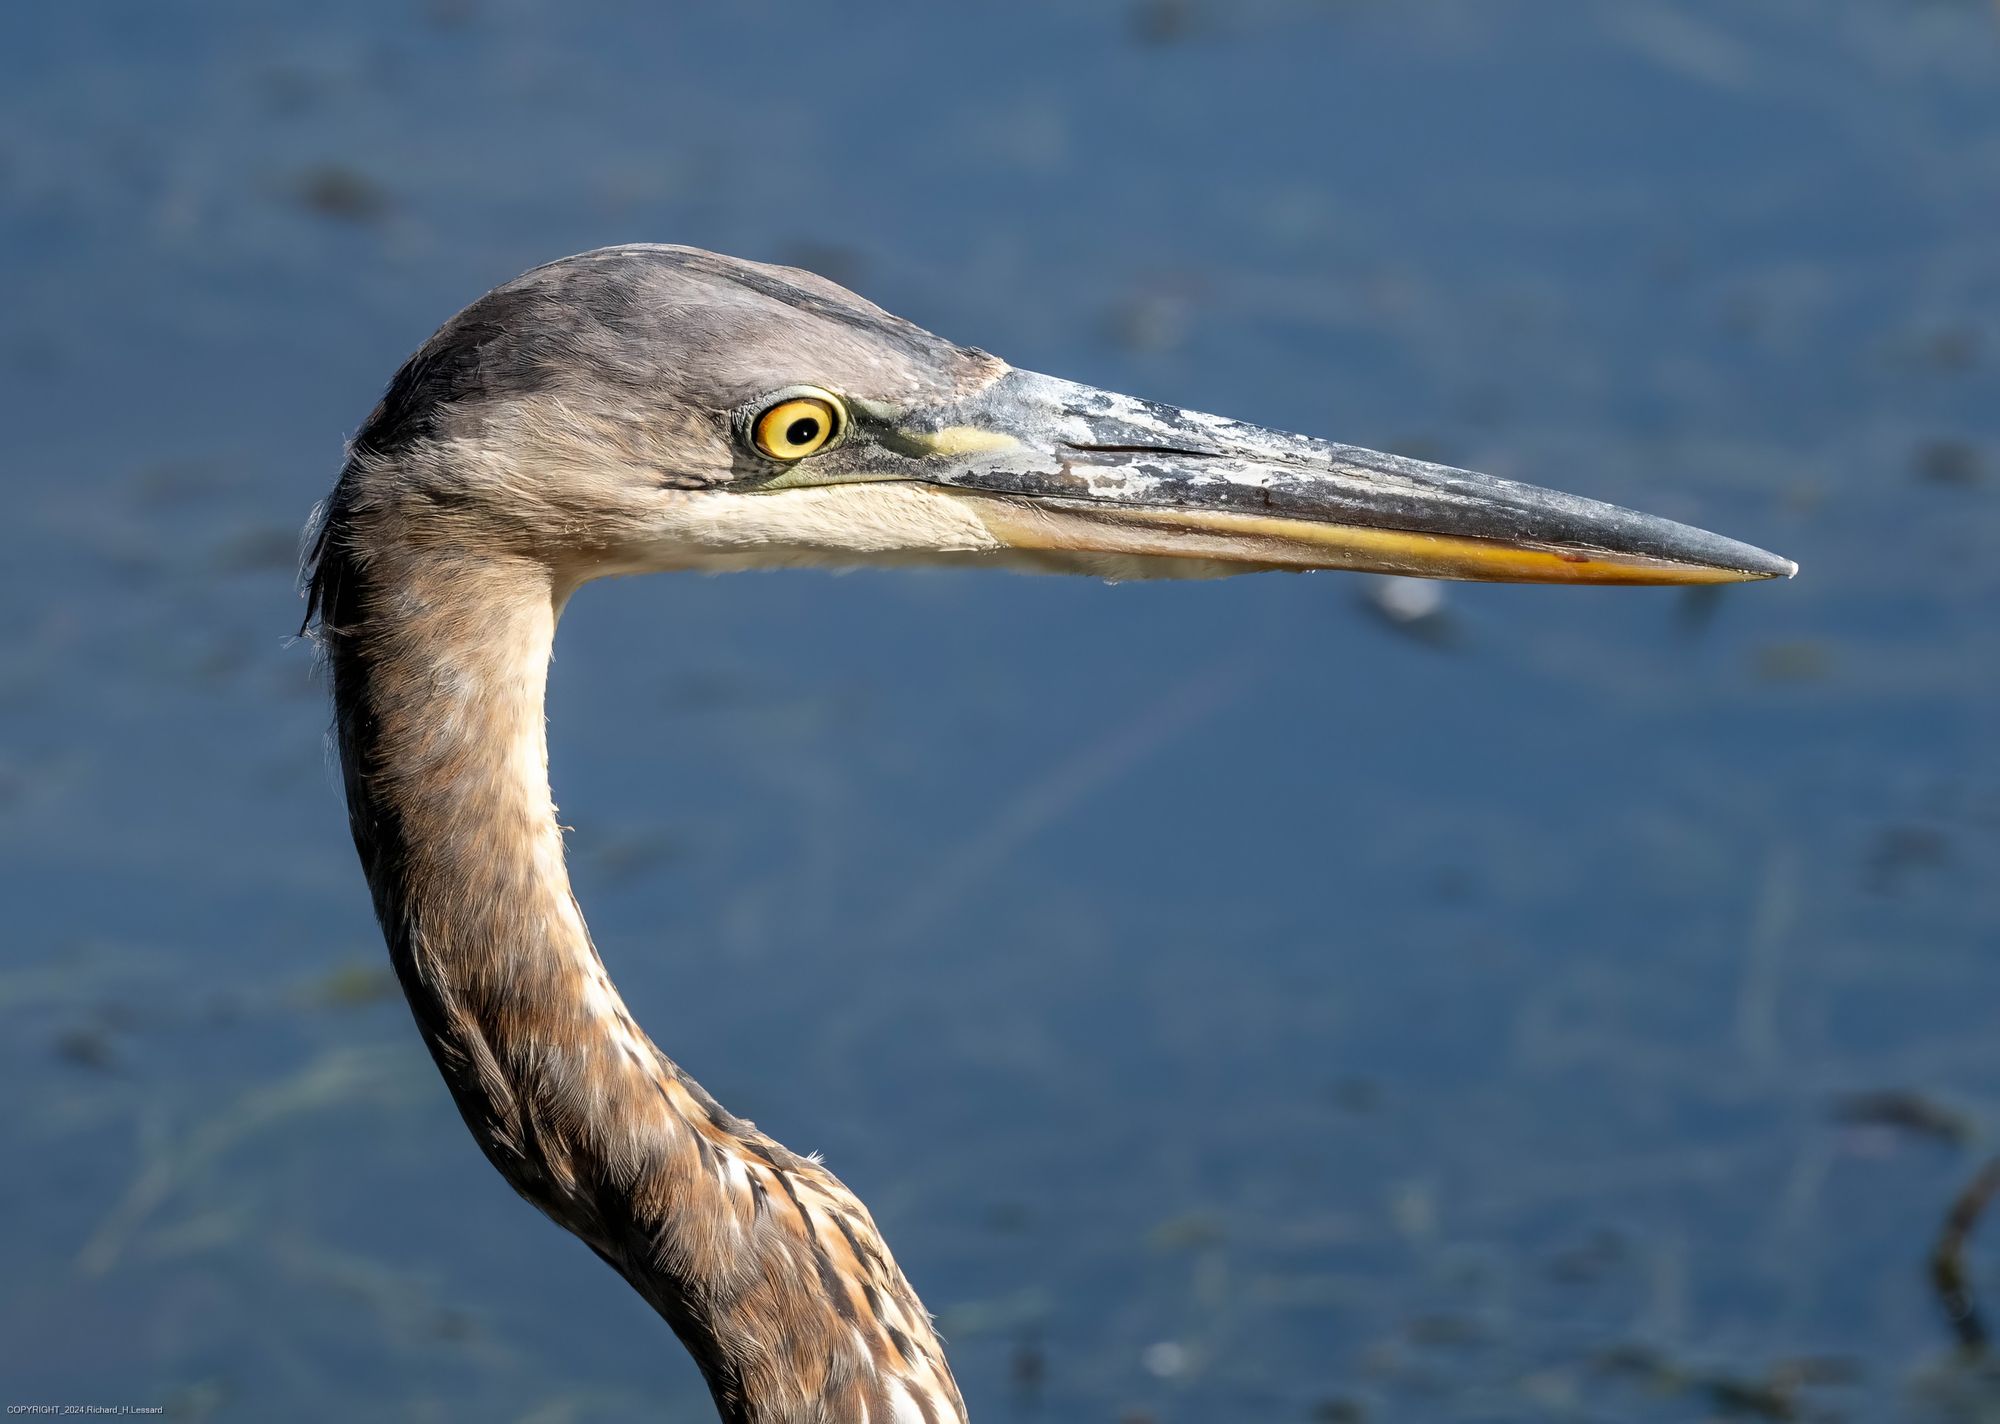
[752,394,842,460]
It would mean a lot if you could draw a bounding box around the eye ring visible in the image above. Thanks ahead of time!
[748,388,846,461]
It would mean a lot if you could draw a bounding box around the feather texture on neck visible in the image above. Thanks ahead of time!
[306,486,964,1424]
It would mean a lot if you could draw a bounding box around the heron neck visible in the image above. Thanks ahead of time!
[324,542,964,1424]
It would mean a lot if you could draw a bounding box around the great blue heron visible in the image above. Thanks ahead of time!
[302,245,1793,1423]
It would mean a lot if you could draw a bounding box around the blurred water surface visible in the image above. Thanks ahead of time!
[2,2,1998,1419]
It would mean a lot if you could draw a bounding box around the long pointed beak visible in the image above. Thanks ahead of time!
[891,370,1796,585]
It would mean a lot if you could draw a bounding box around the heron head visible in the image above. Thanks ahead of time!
[323,244,1795,595]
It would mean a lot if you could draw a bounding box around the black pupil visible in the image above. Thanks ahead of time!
[785,415,822,447]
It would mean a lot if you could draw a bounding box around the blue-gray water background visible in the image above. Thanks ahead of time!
[3,2,1998,1419]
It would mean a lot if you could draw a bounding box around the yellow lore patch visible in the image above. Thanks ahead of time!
[905,426,1021,458]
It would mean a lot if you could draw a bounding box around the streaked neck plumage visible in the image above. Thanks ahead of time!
[313,495,964,1424]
